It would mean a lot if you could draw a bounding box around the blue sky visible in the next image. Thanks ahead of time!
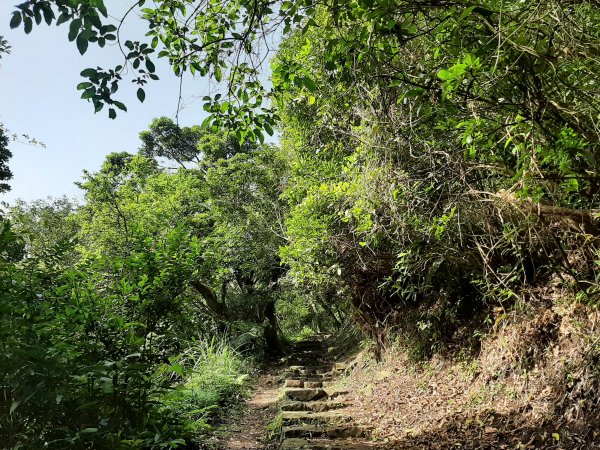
[0,1,213,205]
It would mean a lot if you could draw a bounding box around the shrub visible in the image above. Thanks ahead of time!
[157,338,249,440]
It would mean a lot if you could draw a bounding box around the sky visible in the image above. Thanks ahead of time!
[0,1,214,205]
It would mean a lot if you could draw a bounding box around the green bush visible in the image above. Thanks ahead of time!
[157,339,249,439]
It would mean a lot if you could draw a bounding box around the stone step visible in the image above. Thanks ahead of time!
[282,425,370,439]
[290,345,324,350]
[289,349,324,354]
[288,365,331,372]
[287,355,329,359]
[281,438,376,450]
[281,411,351,426]
[285,379,305,388]
[285,388,328,402]
[289,348,324,353]
[286,367,332,377]
[290,349,324,354]
[285,379,324,388]
[287,360,331,367]
[285,374,332,381]
[281,400,350,413]
[285,387,350,402]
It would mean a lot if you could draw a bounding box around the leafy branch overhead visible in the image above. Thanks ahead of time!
[9,0,286,141]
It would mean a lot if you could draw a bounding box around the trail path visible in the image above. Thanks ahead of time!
[223,334,598,450]
[277,334,375,450]
[223,371,281,450]
[223,334,375,449]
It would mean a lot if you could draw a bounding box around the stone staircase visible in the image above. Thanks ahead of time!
[278,335,375,449]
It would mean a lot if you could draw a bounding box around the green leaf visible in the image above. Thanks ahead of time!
[303,77,317,92]
[81,88,95,100]
[76,33,89,55]
[23,16,33,34]
[56,13,70,26]
[42,6,55,25]
[200,115,213,129]
[458,6,477,22]
[80,68,96,78]
[404,88,425,97]
[9,401,20,415]
[77,82,93,90]
[33,6,42,25]
[145,59,155,73]
[108,108,116,119]
[170,363,184,376]
[437,69,453,80]
[254,128,265,144]
[264,123,274,136]
[10,12,22,29]
[97,1,108,17]
[68,19,81,41]
[137,88,145,103]
[113,101,127,111]
[214,66,222,82]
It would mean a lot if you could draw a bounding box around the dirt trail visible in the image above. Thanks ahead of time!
[222,372,280,450]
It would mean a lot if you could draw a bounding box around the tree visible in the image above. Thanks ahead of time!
[9,0,281,140]
[0,37,12,194]
[139,117,204,168]
[9,196,79,261]
[0,125,12,194]
[9,1,600,162]
[75,121,289,351]
[9,0,600,355]
[139,117,254,168]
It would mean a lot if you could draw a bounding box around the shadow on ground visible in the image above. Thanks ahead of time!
[377,409,599,450]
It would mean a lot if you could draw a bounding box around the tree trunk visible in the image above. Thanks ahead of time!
[262,299,281,355]
[190,280,229,320]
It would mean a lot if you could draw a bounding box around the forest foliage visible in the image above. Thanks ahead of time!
[2,0,600,448]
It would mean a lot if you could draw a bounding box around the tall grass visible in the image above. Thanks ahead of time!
[157,337,249,440]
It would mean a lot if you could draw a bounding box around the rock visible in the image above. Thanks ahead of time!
[286,388,328,402]
[281,410,350,426]
[282,425,369,439]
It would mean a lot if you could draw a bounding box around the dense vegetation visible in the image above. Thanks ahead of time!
[2,0,600,448]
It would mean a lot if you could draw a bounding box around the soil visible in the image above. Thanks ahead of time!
[342,347,600,449]
[219,371,281,450]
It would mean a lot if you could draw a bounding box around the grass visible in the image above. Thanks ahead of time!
[264,412,283,440]
[157,337,250,441]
